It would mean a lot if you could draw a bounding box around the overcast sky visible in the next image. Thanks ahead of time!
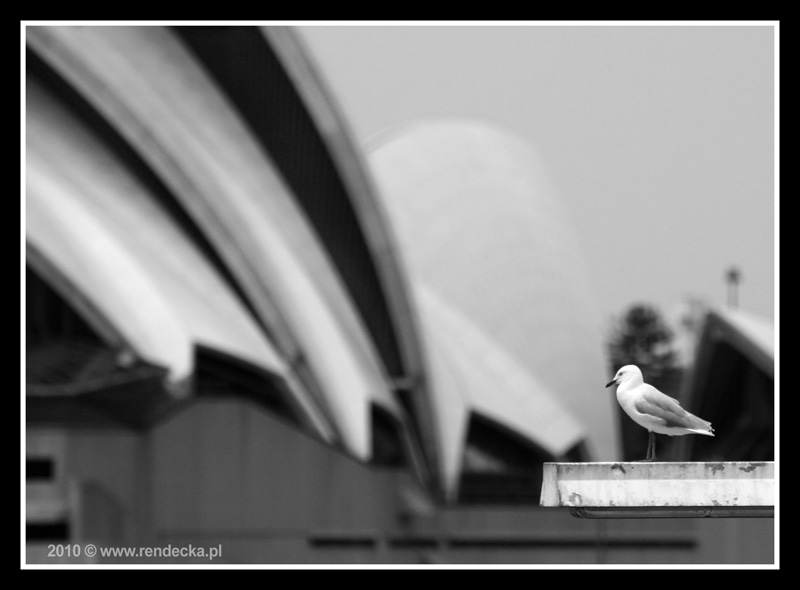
[297,23,776,328]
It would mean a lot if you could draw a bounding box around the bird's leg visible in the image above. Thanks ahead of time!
[646,431,656,461]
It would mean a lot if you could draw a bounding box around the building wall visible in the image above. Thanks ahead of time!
[26,397,773,565]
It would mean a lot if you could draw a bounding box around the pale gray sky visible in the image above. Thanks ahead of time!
[297,23,776,326]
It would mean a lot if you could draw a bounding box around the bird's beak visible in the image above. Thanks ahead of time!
[605,378,618,388]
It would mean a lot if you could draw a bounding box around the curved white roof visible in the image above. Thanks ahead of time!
[713,308,775,376]
[26,77,336,440]
[368,119,619,461]
[27,170,191,383]
[27,25,404,460]
[416,283,586,499]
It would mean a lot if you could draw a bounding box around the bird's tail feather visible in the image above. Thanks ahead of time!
[686,426,714,437]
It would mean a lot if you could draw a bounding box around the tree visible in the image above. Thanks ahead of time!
[606,303,678,381]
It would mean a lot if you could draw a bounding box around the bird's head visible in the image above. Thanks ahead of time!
[605,364,644,388]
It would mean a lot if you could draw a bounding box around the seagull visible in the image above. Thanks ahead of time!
[605,364,714,461]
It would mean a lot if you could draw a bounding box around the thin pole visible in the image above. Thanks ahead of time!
[725,266,742,309]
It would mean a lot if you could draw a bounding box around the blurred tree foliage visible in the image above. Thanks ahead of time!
[607,303,678,380]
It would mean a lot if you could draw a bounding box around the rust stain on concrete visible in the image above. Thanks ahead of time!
[568,492,583,506]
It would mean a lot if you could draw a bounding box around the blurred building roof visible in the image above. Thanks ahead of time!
[25,25,617,502]
[368,120,618,464]
[678,307,774,461]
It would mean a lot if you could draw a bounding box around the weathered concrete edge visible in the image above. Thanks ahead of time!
[540,461,775,508]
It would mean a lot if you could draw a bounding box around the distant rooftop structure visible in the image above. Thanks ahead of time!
[677,307,774,461]
[368,120,618,474]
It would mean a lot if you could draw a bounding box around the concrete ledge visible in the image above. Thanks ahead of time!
[540,462,774,518]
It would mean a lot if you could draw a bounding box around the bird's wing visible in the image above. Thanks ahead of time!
[634,385,689,429]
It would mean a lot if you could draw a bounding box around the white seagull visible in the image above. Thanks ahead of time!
[605,364,714,461]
